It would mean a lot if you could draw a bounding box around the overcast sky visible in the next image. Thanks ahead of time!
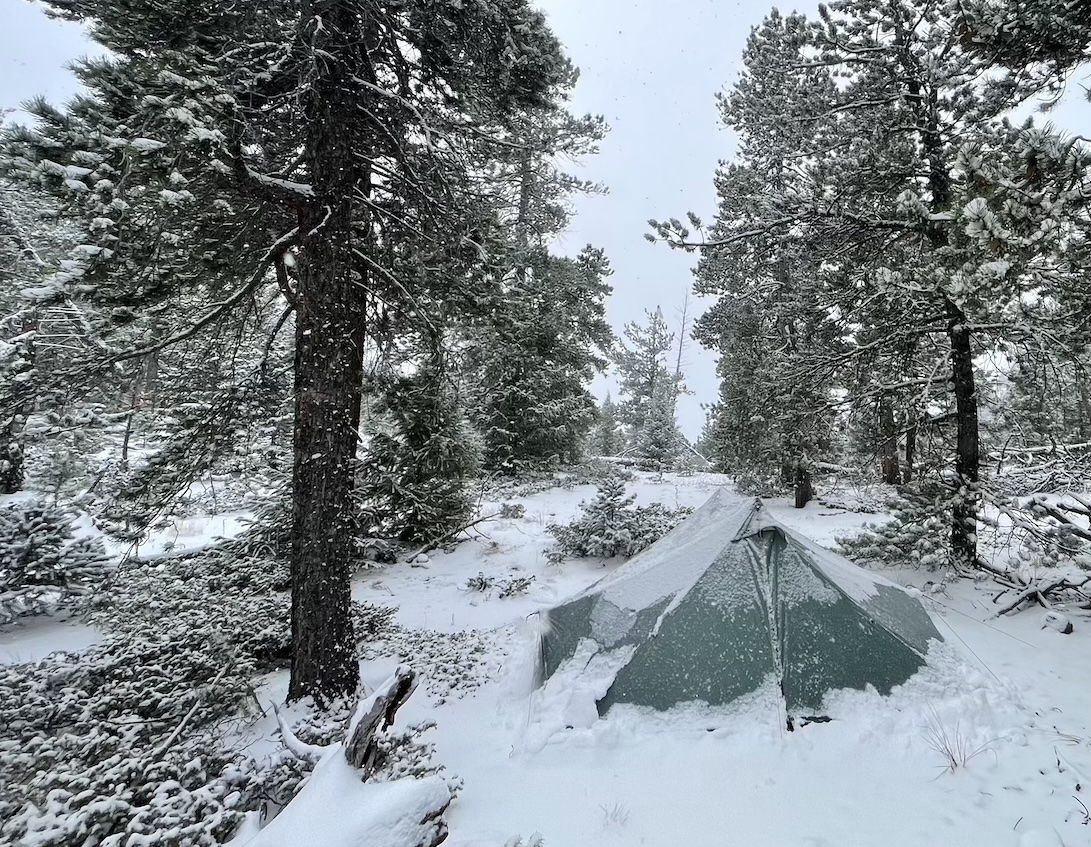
[3,1,1090,438]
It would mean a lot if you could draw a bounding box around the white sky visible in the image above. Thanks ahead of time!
[3,1,1089,439]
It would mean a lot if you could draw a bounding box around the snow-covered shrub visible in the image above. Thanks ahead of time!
[499,502,526,519]
[0,633,254,846]
[1,535,400,846]
[835,485,953,571]
[0,496,112,621]
[19,405,111,506]
[671,450,707,476]
[368,719,453,784]
[547,478,692,561]
[464,572,534,597]
[485,459,634,500]
[498,575,535,597]
[92,547,395,673]
[466,572,495,592]
[838,484,1091,575]
[362,626,497,703]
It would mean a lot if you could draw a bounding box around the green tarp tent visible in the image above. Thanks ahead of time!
[538,490,942,719]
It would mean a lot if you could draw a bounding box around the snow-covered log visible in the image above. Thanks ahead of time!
[238,666,450,847]
[345,665,418,772]
[232,758,450,847]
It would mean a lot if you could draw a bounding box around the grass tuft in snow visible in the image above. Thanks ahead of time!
[923,707,996,774]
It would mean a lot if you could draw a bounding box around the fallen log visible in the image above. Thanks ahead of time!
[234,665,449,847]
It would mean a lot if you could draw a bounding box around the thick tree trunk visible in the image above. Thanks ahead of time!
[793,460,813,509]
[947,306,979,572]
[288,4,375,703]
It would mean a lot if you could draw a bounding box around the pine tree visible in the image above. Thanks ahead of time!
[653,0,1091,564]
[958,0,1091,78]
[637,383,681,471]
[0,497,112,622]
[591,393,623,457]
[461,78,613,473]
[6,0,570,703]
[468,246,613,471]
[360,352,479,544]
[0,181,103,495]
[614,306,682,458]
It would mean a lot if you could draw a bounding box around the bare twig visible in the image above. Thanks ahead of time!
[401,511,502,563]
[994,578,1069,617]
[151,663,230,759]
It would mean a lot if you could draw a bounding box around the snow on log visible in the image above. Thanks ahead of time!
[236,666,450,847]
[232,757,450,847]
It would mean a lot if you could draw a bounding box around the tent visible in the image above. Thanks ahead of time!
[537,490,942,720]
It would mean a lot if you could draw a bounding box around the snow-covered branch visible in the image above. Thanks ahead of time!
[270,702,329,765]
[103,227,299,367]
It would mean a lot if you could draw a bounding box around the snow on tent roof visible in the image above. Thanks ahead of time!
[538,490,943,717]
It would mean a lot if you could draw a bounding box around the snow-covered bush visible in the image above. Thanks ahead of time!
[485,459,634,500]
[362,626,497,703]
[464,572,534,597]
[92,547,395,673]
[466,572,495,592]
[498,575,535,597]
[837,485,1091,574]
[547,478,692,561]
[499,502,526,519]
[1,536,399,846]
[835,485,953,571]
[0,632,254,846]
[0,496,112,621]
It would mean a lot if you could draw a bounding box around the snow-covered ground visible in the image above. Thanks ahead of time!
[0,615,102,664]
[100,510,253,562]
[5,473,1090,846]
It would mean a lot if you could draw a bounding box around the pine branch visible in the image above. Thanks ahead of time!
[101,227,299,368]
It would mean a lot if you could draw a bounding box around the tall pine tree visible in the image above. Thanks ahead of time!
[653,0,1091,564]
[6,0,570,702]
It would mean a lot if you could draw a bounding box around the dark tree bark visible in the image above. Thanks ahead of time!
[947,305,980,572]
[793,460,813,509]
[0,424,25,494]
[345,666,417,773]
[288,3,377,703]
[898,7,981,573]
